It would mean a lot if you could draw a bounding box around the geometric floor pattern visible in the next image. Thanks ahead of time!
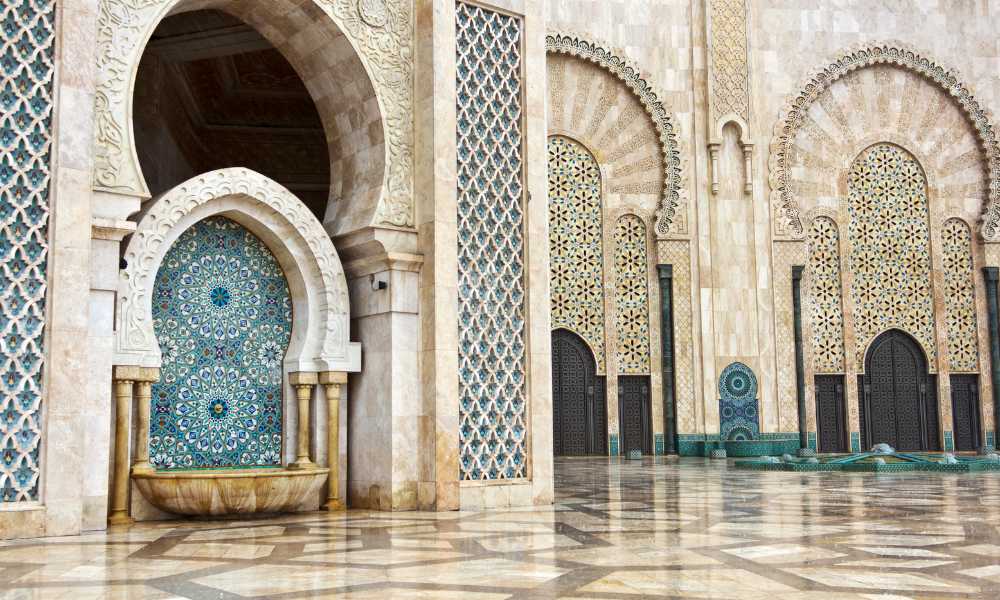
[3,457,1000,598]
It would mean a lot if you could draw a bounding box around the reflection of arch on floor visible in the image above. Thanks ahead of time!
[551,329,606,456]
[859,329,939,452]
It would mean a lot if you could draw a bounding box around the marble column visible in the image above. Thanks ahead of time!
[289,372,318,470]
[320,371,348,510]
[131,369,160,476]
[108,375,134,526]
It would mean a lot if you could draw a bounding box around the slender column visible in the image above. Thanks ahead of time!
[792,266,808,451]
[289,372,318,470]
[131,369,159,475]
[657,265,677,454]
[983,267,1000,449]
[320,371,348,510]
[109,377,135,525]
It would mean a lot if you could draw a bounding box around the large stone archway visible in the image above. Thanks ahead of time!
[94,0,413,232]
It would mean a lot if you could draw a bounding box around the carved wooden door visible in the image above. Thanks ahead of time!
[552,330,606,456]
[815,375,846,453]
[860,329,936,451]
[951,374,981,451]
[618,375,651,455]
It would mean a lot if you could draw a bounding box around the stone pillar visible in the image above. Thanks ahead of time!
[131,369,160,475]
[320,371,348,510]
[983,267,1000,449]
[792,266,808,452]
[289,372,318,470]
[109,375,134,526]
[657,265,677,454]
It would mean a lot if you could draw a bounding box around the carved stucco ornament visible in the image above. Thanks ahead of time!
[93,0,414,229]
[116,168,361,373]
[769,41,1000,241]
[546,32,688,239]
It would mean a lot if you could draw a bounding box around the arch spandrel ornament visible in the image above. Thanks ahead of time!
[768,41,1000,241]
[94,0,413,230]
[546,32,687,240]
[115,168,361,373]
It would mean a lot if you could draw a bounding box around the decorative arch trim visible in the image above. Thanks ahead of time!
[768,41,1000,239]
[115,168,361,373]
[93,0,413,230]
[546,32,685,238]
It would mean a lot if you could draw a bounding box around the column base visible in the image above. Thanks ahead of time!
[287,460,318,471]
[108,512,134,526]
[322,499,346,511]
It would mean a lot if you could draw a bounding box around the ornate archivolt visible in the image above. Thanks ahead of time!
[94,0,413,232]
[546,33,686,238]
[115,168,361,373]
[769,42,1000,240]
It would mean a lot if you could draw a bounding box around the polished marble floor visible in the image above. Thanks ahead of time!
[3,457,1000,598]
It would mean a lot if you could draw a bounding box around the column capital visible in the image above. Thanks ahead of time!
[657,264,673,280]
[319,372,349,386]
[114,365,160,383]
[289,372,319,386]
[984,266,1000,283]
[792,265,805,280]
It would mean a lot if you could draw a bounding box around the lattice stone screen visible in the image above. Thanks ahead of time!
[942,219,980,373]
[548,135,606,371]
[807,217,846,373]
[150,217,292,469]
[0,0,55,503]
[455,2,527,481]
[614,215,651,374]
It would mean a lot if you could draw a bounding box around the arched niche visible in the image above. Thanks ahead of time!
[769,42,1000,240]
[115,168,361,374]
[94,0,414,233]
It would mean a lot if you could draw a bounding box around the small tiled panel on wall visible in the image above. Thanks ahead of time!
[614,215,651,375]
[941,218,979,373]
[455,2,527,481]
[719,362,759,441]
[848,144,936,368]
[548,135,606,372]
[0,0,55,503]
[150,217,292,469]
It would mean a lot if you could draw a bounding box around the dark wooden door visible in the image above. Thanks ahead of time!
[815,375,846,453]
[951,374,982,451]
[618,376,651,455]
[552,329,606,456]
[860,329,938,451]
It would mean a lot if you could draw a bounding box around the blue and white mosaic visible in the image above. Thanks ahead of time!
[0,0,55,503]
[150,217,291,470]
[455,2,527,480]
[719,362,759,441]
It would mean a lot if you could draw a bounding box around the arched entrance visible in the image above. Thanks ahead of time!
[551,329,606,456]
[859,329,939,451]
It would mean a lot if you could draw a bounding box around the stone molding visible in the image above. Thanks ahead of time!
[768,41,1000,240]
[115,168,361,373]
[545,32,687,239]
[92,0,414,228]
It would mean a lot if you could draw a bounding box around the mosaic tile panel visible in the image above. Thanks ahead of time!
[455,2,527,481]
[0,0,55,503]
[614,215,651,375]
[941,219,980,373]
[848,144,936,368]
[658,241,696,433]
[548,135,606,372]
[149,217,291,470]
[807,217,846,373]
[719,362,760,441]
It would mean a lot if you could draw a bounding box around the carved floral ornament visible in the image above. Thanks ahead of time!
[546,33,687,239]
[115,168,361,373]
[93,0,414,228]
[769,42,1000,241]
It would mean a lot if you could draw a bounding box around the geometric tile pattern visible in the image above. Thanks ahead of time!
[941,218,980,373]
[719,362,759,441]
[614,215,651,374]
[548,135,606,373]
[3,459,998,598]
[848,143,936,368]
[0,0,55,503]
[807,217,845,373]
[149,217,291,470]
[709,0,750,123]
[455,2,526,480]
